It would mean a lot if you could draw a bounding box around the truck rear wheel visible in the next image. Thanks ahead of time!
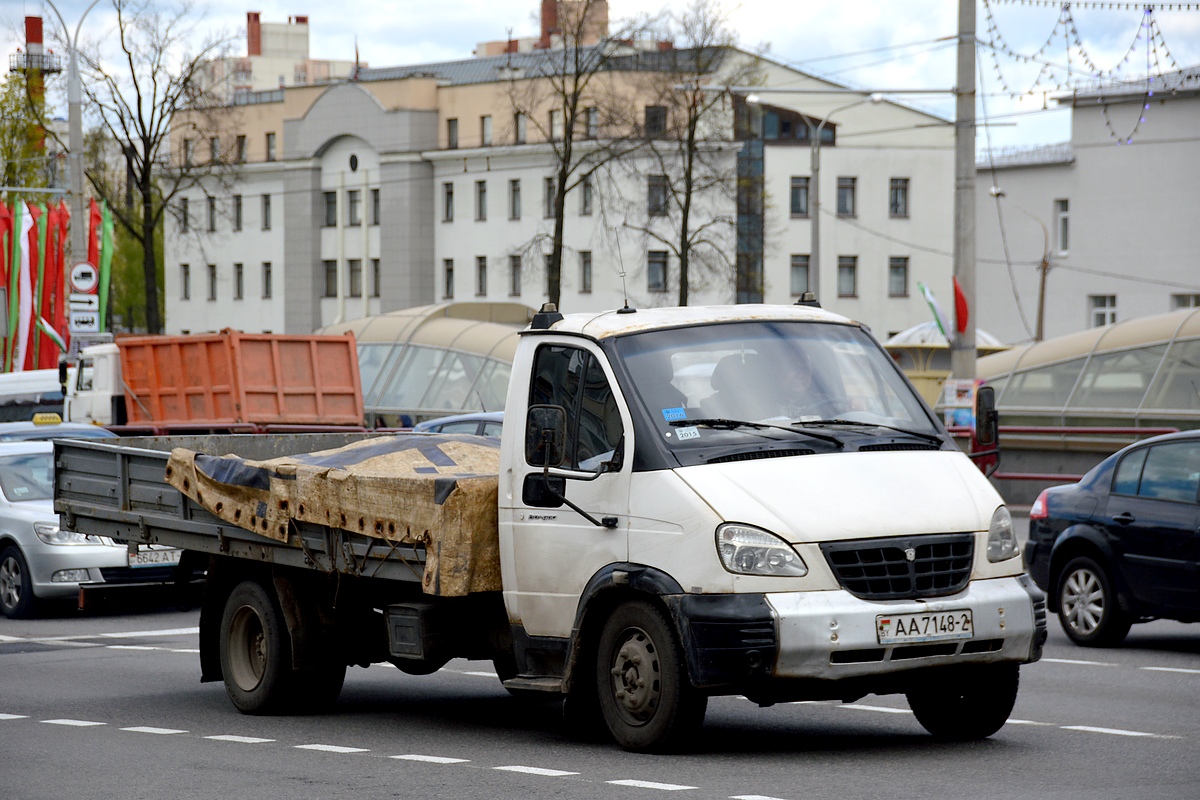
[906,663,1019,740]
[595,600,706,752]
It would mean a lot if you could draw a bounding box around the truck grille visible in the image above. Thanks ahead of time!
[820,533,974,600]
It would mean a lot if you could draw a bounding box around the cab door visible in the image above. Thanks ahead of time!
[500,342,631,638]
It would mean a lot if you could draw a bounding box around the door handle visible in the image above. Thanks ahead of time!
[1112,511,1136,525]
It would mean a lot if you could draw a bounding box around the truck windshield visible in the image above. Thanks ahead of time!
[613,320,939,454]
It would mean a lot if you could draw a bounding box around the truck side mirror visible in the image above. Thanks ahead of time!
[526,404,566,467]
[975,386,998,448]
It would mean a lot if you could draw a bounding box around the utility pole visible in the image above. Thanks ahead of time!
[950,0,977,379]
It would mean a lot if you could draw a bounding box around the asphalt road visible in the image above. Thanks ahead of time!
[2,573,1198,800]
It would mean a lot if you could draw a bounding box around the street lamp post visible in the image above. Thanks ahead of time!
[40,0,104,262]
[989,186,1051,342]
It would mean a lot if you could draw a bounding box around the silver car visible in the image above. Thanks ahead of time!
[0,441,180,618]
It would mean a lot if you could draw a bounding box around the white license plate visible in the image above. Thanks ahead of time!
[128,548,182,568]
[876,610,973,644]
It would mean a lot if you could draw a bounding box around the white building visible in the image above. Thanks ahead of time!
[975,67,1200,345]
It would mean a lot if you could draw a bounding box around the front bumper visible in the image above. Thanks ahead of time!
[767,574,1046,680]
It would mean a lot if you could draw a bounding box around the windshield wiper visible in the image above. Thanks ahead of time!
[669,418,844,448]
[792,419,944,446]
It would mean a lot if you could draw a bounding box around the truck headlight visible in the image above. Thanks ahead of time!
[986,506,1019,562]
[34,522,93,546]
[717,523,808,577]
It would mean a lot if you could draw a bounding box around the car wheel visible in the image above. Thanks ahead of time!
[1057,556,1133,647]
[0,545,38,619]
[906,663,1019,740]
[595,600,707,753]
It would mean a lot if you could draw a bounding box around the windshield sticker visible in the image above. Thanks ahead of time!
[675,426,700,441]
[661,407,686,422]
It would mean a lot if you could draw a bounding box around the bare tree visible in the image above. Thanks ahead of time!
[507,0,656,309]
[62,0,238,334]
[612,1,764,306]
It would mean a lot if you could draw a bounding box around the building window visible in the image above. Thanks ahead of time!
[233,195,242,231]
[509,179,521,220]
[514,112,527,144]
[648,175,668,216]
[371,189,380,225]
[837,255,857,297]
[645,105,667,137]
[261,262,272,298]
[180,264,190,300]
[209,136,220,163]
[1090,294,1116,327]
[443,182,454,222]
[207,197,216,232]
[585,107,598,138]
[888,256,909,297]
[1055,198,1069,254]
[789,177,809,217]
[476,256,487,296]
[372,259,381,297]
[475,180,487,221]
[481,115,492,146]
[235,135,247,163]
[323,192,337,227]
[261,194,272,230]
[889,178,909,218]
[447,118,458,149]
[349,259,362,298]
[544,177,556,218]
[443,259,454,299]
[347,190,361,226]
[179,197,189,233]
[837,177,856,217]
[509,255,522,296]
[183,139,194,167]
[265,132,276,162]
[580,250,592,294]
[323,260,337,297]
[206,264,217,301]
[234,263,244,299]
[1171,293,1200,310]
[789,254,810,296]
[647,251,668,293]
[581,174,593,216]
[550,109,564,142]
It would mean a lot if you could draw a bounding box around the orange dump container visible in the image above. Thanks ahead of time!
[117,330,363,427]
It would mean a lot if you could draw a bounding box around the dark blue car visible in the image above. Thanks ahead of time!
[1026,430,1200,646]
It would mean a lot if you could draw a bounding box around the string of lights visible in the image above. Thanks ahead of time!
[989,1,1200,10]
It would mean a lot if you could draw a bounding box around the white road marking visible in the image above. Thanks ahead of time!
[206,735,275,744]
[1142,666,1200,675]
[96,627,200,639]
[1042,657,1114,667]
[107,645,158,651]
[494,766,579,777]
[295,744,370,753]
[461,671,499,678]
[1061,725,1179,739]
[732,795,790,800]
[170,649,201,654]
[42,719,106,727]
[121,726,188,735]
[391,754,470,764]
[0,713,30,720]
[608,779,697,791]
[840,704,912,714]
[1006,719,1057,726]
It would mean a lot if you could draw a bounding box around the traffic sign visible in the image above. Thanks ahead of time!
[69,293,100,311]
[69,310,100,333]
[70,261,98,294]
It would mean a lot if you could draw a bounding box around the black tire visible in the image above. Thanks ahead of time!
[0,545,37,619]
[1056,556,1132,647]
[906,663,1020,740]
[595,600,707,753]
[219,579,346,714]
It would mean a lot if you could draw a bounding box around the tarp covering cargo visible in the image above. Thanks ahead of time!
[165,434,502,596]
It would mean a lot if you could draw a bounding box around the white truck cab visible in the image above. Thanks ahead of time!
[499,304,1044,750]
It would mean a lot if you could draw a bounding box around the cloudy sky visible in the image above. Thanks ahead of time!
[7,0,1200,150]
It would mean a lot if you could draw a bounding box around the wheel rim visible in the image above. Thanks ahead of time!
[607,626,662,727]
[1061,567,1105,636]
[0,555,21,611]
[227,604,268,691]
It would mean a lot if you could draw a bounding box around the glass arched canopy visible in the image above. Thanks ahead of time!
[977,308,1200,428]
[318,302,533,426]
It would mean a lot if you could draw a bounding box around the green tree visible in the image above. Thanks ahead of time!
[0,71,55,196]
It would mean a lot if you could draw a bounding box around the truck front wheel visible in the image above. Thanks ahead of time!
[595,600,706,752]
[219,580,294,714]
[906,663,1019,740]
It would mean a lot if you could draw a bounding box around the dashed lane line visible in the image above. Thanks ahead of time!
[732,795,790,800]
[1041,657,1115,667]
[494,766,579,777]
[295,744,370,753]
[1142,666,1200,675]
[41,719,105,727]
[840,704,912,714]
[607,780,697,791]
[121,726,188,735]
[1006,719,1058,726]
[107,645,158,651]
[0,713,29,720]
[206,735,275,744]
[1061,725,1181,740]
[391,754,470,764]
